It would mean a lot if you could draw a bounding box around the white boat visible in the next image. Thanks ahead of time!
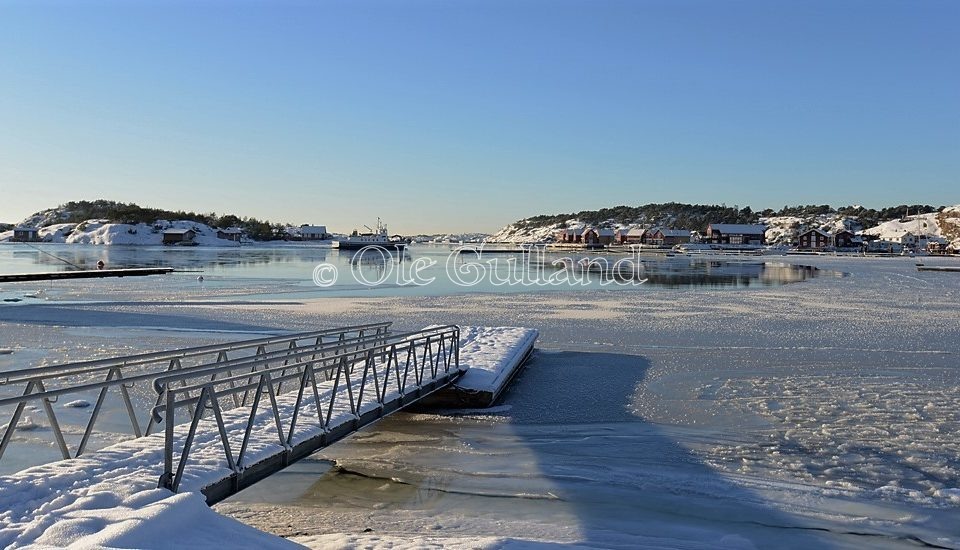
[332,218,408,250]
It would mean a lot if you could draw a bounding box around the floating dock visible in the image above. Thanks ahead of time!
[0,267,174,283]
[917,264,960,272]
[457,248,541,254]
[417,326,539,408]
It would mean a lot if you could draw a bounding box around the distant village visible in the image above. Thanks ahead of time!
[552,223,956,254]
[7,220,957,255]
[4,198,958,256]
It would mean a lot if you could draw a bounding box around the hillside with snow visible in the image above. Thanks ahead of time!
[760,214,862,246]
[410,232,490,244]
[492,203,960,247]
[491,218,628,243]
[863,207,960,248]
[0,220,241,247]
[490,221,569,243]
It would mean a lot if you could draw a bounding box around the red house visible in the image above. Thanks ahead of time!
[615,228,646,244]
[797,228,831,250]
[648,228,692,246]
[833,230,862,249]
[706,224,767,246]
[581,228,599,245]
[597,228,616,245]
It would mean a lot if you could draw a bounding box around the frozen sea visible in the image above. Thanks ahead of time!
[1,243,958,549]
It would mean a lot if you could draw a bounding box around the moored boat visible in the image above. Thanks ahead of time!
[332,218,408,250]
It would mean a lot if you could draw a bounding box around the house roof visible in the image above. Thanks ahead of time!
[581,227,598,235]
[708,223,767,234]
[300,225,327,233]
[617,227,646,236]
[14,226,39,231]
[657,229,691,237]
[798,228,831,237]
[162,228,195,235]
[597,228,616,236]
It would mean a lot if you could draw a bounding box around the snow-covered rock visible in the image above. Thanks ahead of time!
[0,219,242,246]
[490,222,566,243]
[760,214,862,246]
[863,208,960,248]
[410,233,490,244]
[491,218,618,243]
[492,205,960,248]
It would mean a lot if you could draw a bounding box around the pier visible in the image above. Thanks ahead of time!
[0,267,175,283]
[0,323,537,545]
[916,264,960,272]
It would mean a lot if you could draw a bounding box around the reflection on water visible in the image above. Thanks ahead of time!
[0,244,840,299]
[635,259,828,288]
[529,256,829,288]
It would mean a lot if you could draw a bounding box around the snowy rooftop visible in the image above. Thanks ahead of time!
[707,223,768,233]
[798,227,831,236]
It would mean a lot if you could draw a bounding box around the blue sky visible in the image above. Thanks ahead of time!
[1,0,957,233]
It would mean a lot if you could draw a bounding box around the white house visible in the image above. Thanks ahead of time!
[299,225,329,240]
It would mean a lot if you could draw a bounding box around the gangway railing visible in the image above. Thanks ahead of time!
[0,322,392,463]
[151,325,461,500]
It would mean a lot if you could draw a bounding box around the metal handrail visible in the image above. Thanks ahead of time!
[154,346,385,403]
[151,325,458,396]
[150,339,419,415]
[154,326,462,494]
[0,331,389,409]
[0,322,392,384]
[0,323,392,463]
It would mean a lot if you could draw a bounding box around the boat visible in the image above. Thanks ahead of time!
[332,218,409,250]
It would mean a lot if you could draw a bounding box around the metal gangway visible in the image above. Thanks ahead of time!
[0,322,463,503]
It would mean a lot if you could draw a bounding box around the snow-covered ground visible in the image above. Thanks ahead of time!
[1,252,959,548]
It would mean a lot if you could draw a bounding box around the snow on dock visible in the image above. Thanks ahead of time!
[0,325,534,548]
[418,326,538,408]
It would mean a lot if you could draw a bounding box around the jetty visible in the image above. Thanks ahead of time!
[0,323,537,546]
[419,326,538,408]
[0,267,174,283]
[916,264,960,272]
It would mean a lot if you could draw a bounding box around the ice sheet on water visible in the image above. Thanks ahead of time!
[695,373,960,507]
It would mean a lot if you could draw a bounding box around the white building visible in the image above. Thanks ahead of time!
[299,225,328,240]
